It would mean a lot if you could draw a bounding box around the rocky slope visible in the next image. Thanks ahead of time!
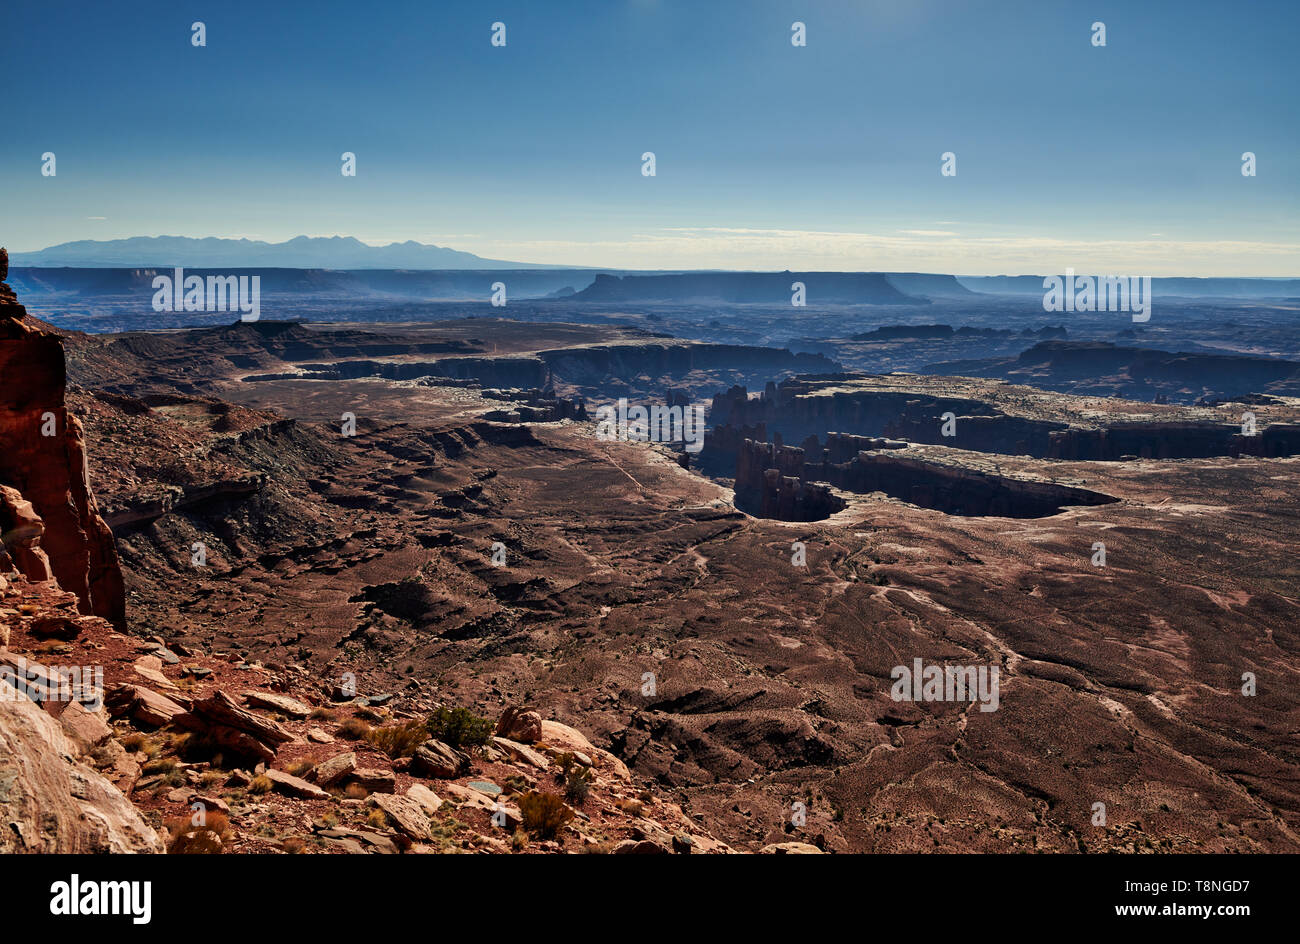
[0,279,756,855]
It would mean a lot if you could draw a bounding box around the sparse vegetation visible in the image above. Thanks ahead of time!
[518,790,574,840]
[425,706,494,750]
[248,774,273,795]
[366,719,430,758]
[556,753,592,805]
[338,717,372,740]
[165,812,232,854]
[616,798,645,818]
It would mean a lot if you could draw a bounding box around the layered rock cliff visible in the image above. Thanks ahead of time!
[731,436,1118,520]
[0,275,125,625]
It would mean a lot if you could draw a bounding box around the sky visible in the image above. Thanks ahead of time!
[3,0,1298,275]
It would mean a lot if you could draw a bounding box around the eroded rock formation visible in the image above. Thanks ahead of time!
[0,280,124,625]
[732,436,1117,520]
[0,692,165,853]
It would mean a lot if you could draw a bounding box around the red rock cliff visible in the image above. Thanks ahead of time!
[0,271,126,626]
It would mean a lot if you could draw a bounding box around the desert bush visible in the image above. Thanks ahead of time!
[309,707,336,721]
[366,719,429,758]
[564,763,593,806]
[285,759,315,777]
[425,706,494,750]
[518,791,574,840]
[165,812,232,854]
[367,809,389,830]
[338,717,372,740]
[504,774,532,795]
[248,774,273,795]
[615,798,644,818]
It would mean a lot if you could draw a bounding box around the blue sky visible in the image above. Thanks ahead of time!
[3,0,1297,274]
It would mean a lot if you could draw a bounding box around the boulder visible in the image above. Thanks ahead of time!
[440,782,497,811]
[311,751,357,787]
[264,768,329,800]
[104,683,189,727]
[411,739,470,779]
[406,783,443,815]
[492,736,549,769]
[538,719,595,752]
[496,705,543,743]
[174,689,294,762]
[58,700,112,755]
[132,656,177,691]
[759,841,823,854]
[347,767,396,794]
[370,794,431,841]
[0,485,53,583]
[0,690,164,852]
[613,838,671,854]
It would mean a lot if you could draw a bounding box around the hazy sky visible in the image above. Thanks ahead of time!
[4,0,1298,274]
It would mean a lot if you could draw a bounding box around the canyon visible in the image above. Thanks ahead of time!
[3,282,1300,854]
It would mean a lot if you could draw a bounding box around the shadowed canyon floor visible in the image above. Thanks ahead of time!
[6,312,1300,853]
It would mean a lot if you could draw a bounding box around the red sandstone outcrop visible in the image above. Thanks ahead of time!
[0,280,124,625]
[0,667,164,853]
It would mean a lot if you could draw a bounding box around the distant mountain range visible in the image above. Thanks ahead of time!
[8,235,560,270]
[7,236,1298,301]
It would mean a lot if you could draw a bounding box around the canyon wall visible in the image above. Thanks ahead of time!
[731,436,1117,521]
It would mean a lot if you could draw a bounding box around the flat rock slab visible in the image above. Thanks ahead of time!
[265,768,329,800]
[492,736,549,769]
[371,794,431,841]
[244,690,313,719]
[311,751,357,787]
[406,783,443,815]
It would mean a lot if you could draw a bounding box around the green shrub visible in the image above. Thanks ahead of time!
[425,706,494,750]
[564,763,593,806]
